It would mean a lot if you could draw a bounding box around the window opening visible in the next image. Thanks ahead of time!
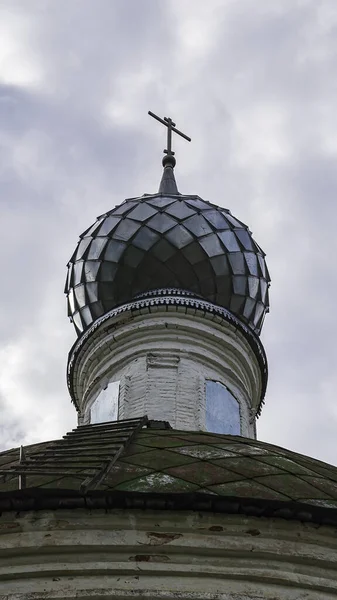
[205,380,240,435]
[90,380,120,424]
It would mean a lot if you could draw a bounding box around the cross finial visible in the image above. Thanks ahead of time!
[148,111,191,168]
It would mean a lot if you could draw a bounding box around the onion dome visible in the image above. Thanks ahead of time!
[65,113,270,337]
[65,189,270,336]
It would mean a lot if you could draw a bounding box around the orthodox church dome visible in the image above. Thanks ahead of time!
[4,113,337,600]
[65,181,270,337]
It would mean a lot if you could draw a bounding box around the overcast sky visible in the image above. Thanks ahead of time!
[1,0,337,466]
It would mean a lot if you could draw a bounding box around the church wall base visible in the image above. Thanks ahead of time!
[0,507,337,599]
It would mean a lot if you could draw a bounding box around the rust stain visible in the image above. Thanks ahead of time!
[129,554,170,562]
[246,528,261,536]
[209,525,224,532]
[0,523,20,530]
[146,531,183,545]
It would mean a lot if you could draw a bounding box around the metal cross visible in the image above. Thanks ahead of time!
[148,111,191,157]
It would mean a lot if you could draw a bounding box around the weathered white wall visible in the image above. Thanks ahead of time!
[72,304,262,437]
[1,508,337,599]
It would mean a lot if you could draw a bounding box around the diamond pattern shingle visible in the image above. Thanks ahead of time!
[1,421,337,514]
[65,194,270,336]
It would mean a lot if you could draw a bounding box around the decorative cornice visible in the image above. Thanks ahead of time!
[0,489,336,527]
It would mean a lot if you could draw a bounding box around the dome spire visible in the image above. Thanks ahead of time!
[148,110,191,194]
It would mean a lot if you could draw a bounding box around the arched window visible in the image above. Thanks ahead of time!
[90,381,120,424]
[205,381,240,435]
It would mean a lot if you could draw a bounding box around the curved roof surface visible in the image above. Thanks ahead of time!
[65,193,270,336]
[1,419,337,520]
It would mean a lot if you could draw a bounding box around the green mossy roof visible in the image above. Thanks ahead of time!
[1,419,337,512]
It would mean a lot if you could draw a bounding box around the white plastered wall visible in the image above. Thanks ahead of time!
[1,508,337,599]
[72,305,263,438]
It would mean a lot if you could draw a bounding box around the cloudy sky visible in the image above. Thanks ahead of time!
[1,0,337,466]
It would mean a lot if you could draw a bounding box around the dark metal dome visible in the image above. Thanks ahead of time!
[65,192,270,336]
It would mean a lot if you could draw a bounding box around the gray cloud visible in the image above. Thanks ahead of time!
[0,0,337,466]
